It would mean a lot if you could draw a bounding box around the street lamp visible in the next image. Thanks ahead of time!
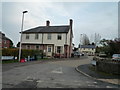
[18,11,28,62]
[80,34,83,53]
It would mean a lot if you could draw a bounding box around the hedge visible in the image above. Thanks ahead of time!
[2,48,42,58]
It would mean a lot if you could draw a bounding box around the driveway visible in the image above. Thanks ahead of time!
[2,56,119,88]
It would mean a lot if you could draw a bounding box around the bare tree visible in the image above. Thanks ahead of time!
[82,34,90,45]
[91,33,101,46]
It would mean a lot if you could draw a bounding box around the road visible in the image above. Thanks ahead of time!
[2,56,119,88]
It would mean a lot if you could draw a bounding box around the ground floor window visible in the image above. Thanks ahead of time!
[56,46,62,53]
[26,45,30,49]
[36,45,39,49]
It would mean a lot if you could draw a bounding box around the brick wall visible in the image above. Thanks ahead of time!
[2,39,10,48]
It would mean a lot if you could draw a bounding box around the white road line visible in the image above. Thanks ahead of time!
[88,84,96,87]
[93,82,97,84]
[36,80,43,83]
[106,86,112,88]
[51,67,63,74]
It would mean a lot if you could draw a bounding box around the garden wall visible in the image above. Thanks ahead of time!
[94,57,120,75]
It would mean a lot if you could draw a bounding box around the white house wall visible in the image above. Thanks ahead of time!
[22,33,42,44]
[22,31,71,54]
[43,33,66,46]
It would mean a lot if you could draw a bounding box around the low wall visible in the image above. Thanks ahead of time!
[94,57,120,75]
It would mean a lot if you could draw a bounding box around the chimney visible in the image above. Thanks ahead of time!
[69,19,73,30]
[46,20,50,26]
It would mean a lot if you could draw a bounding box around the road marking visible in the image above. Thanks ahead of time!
[56,87,62,88]
[88,84,96,87]
[77,84,81,86]
[58,79,65,81]
[74,81,80,83]
[36,80,43,83]
[51,67,63,74]
[93,82,97,84]
[25,76,35,81]
[86,81,90,83]
[106,86,112,88]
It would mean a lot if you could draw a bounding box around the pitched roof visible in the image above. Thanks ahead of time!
[1,32,11,41]
[22,25,70,33]
[81,45,96,49]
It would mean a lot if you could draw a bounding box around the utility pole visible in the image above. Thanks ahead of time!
[18,11,28,62]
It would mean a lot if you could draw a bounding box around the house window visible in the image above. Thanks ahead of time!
[47,34,51,40]
[36,45,39,49]
[35,34,39,39]
[26,45,30,49]
[26,34,29,39]
[4,40,7,44]
[92,48,94,50]
[57,34,62,40]
[48,46,51,52]
[57,46,62,53]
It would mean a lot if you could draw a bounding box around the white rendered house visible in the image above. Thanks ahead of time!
[21,19,73,58]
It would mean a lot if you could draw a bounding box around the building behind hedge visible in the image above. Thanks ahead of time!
[0,32,13,48]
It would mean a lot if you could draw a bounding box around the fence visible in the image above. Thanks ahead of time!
[2,56,15,60]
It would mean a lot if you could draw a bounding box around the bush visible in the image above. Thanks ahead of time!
[2,48,42,59]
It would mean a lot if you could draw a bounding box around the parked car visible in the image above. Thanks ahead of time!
[112,54,120,61]
[81,53,84,56]
[74,51,81,57]
[99,52,107,57]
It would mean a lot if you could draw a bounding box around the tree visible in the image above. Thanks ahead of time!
[91,42,95,45]
[17,42,20,47]
[9,39,15,48]
[96,38,120,57]
[90,33,101,46]
[82,34,90,45]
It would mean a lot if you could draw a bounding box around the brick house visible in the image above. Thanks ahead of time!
[21,19,73,58]
[0,32,13,48]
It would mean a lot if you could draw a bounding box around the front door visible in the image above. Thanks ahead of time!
[47,45,52,57]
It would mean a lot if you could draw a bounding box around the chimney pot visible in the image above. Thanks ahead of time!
[46,20,50,26]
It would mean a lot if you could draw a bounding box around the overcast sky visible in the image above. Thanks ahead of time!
[1,1,118,47]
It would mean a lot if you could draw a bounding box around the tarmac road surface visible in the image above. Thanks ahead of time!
[2,56,119,88]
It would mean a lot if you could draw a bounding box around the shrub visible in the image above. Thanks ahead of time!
[2,48,42,59]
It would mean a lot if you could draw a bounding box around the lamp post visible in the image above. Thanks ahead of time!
[18,11,28,62]
[80,34,83,53]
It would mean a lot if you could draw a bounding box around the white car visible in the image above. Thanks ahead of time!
[112,54,120,61]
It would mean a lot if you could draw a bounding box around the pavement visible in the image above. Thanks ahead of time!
[76,64,120,86]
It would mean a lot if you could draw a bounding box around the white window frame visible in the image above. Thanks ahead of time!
[26,34,29,39]
[57,34,62,40]
[36,45,39,49]
[57,46,62,53]
[47,34,51,40]
[26,45,31,49]
[48,46,52,52]
[35,34,39,39]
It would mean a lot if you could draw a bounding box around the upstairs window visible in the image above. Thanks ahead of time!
[26,34,29,39]
[35,34,39,39]
[47,34,51,40]
[57,34,62,40]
